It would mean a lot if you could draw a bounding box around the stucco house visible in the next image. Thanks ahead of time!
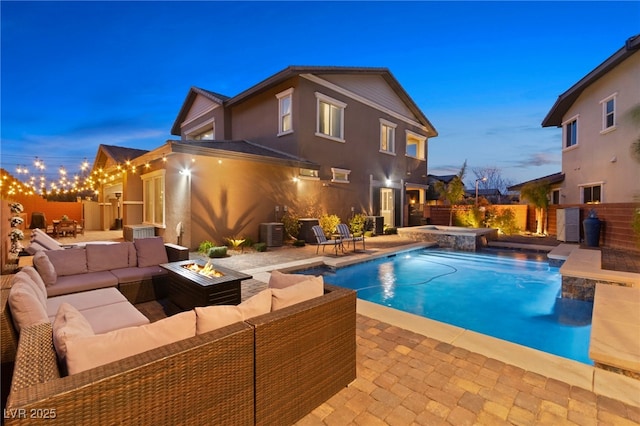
[541,35,640,204]
[92,66,438,249]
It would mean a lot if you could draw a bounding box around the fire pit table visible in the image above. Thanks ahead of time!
[160,259,252,314]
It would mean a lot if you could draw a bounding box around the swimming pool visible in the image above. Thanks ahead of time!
[302,249,594,364]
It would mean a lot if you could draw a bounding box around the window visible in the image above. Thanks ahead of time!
[551,189,560,205]
[331,167,350,183]
[405,131,426,160]
[299,168,319,179]
[600,93,617,133]
[142,170,165,226]
[582,184,602,204]
[315,92,346,142]
[276,88,294,135]
[185,119,215,140]
[563,116,578,148]
[380,119,396,154]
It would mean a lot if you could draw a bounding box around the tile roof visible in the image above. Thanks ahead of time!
[507,172,565,191]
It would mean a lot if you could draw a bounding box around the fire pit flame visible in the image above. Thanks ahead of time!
[184,261,224,278]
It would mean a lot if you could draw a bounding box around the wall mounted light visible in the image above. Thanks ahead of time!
[180,168,191,177]
[385,179,392,186]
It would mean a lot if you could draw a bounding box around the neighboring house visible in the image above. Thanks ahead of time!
[541,35,640,204]
[508,172,565,205]
[463,188,503,205]
[91,66,438,249]
[425,174,459,205]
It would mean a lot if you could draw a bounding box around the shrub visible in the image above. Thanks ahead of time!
[207,246,227,258]
[632,208,640,248]
[364,230,374,238]
[383,226,397,235]
[281,212,301,240]
[253,242,267,252]
[457,206,484,228]
[225,237,246,250]
[293,239,306,247]
[198,240,215,254]
[349,213,367,235]
[318,214,340,236]
[486,207,520,235]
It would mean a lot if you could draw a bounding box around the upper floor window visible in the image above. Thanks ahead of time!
[600,93,617,133]
[276,88,294,136]
[315,92,346,142]
[185,119,215,140]
[331,167,351,183]
[581,183,602,204]
[141,170,165,227]
[380,119,396,154]
[299,168,319,180]
[563,115,578,148]
[406,131,426,160]
[551,189,560,205]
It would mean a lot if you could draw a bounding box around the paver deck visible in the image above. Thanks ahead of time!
[56,230,640,423]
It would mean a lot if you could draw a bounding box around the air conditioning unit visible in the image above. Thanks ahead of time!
[259,222,284,247]
[557,208,580,242]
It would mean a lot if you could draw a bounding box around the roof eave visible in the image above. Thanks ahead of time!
[542,35,640,127]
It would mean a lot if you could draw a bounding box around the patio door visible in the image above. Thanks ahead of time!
[380,188,394,228]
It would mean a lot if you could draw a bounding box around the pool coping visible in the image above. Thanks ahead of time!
[241,243,640,408]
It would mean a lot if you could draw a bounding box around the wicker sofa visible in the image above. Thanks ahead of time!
[4,284,356,425]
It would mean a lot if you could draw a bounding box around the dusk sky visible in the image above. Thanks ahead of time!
[2,1,639,190]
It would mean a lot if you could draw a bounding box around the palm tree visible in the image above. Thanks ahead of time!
[520,181,550,235]
[434,161,467,226]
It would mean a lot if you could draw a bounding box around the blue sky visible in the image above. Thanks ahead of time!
[2,1,639,190]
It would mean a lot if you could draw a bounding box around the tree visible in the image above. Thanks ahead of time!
[434,161,467,226]
[470,166,514,199]
[520,181,550,235]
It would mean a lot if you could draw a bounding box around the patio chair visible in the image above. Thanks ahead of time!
[311,225,342,256]
[336,223,365,252]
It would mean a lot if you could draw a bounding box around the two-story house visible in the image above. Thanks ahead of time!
[541,35,640,204]
[92,66,438,248]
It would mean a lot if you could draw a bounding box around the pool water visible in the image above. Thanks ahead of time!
[302,249,594,364]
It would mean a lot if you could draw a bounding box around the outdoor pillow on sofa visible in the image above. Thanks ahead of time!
[195,288,272,334]
[134,237,168,267]
[33,251,57,286]
[44,247,88,276]
[85,243,132,272]
[270,276,324,311]
[52,303,94,362]
[8,274,49,333]
[269,270,321,289]
[65,310,196,375]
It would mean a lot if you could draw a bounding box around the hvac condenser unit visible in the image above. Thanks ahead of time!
[557,208,580,242]
[259,222,284,247]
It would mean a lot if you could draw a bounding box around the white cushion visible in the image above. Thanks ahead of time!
[33,251,57,285]
[195,289,273,335]
[271,276,324,311]
[65,310,196,375]
[8,279,49,333]
[269,270,317,289]
[15,269,46,308]
[52,303,94,361]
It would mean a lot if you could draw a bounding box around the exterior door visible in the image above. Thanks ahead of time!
[380,188,394,228]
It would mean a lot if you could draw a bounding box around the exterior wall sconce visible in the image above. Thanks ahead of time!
[180,169,191,176]
[385,179,392,186]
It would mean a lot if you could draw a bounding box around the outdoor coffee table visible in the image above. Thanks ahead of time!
[160,259,252,314]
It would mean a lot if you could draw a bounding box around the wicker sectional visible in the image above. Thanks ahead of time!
[4,284,356,425]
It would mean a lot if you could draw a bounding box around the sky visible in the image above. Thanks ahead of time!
[1,1,639,192]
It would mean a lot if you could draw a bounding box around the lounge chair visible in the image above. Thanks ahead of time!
[311,225,342,256]
[336,223,365,252]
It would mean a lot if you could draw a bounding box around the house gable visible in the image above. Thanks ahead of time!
[170,87,229,136]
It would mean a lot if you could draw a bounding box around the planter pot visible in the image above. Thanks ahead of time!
[583,217,602,247]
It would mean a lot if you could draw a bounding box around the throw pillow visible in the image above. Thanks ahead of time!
[45,248,88,276]
[268,270,318,289]
[195,306,243,335]
[65,310,196,375]
[238,289,272,318]
[15,269,47,308]
[52,303,94,361]
[8,279,49,333]
[33,251,57,286]
[134,237,168,268]
[271,276,324,311]
[85,243,130,272]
